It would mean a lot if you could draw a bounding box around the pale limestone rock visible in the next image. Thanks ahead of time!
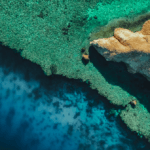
[90,20,150,81]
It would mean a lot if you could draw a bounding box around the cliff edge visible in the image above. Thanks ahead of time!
[90,20,150,81]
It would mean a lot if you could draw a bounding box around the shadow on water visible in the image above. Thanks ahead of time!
[89,45,150,111]
[0,44,150,149]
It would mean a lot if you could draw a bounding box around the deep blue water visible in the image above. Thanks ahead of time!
[0,45,150,150]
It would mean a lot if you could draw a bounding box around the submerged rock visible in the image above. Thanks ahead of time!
[90,20,150,81]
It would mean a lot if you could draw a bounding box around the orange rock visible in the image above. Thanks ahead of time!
[131,100,137,106]
[90,21,150,54]
[82,54,89,60]
[140,20,150,35]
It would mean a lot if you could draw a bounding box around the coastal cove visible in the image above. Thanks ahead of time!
[1,0,150,147]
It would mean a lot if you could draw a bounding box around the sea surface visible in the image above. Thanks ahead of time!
[0,45,150,150]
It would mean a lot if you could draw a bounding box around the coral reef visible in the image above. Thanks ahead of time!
[90,20,150,81]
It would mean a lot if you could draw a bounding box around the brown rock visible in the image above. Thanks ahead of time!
[90,20,150,81]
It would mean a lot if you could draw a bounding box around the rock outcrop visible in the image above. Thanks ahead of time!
[90,20,150,81]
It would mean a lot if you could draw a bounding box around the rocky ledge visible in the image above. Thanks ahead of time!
[90,20,150,81]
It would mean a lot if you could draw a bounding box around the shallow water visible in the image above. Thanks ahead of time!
[0,45,150,150]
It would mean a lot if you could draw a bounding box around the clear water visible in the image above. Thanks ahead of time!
[0,45,150,150]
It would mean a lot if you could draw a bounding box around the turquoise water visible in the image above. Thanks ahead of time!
[0,45,150,150]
